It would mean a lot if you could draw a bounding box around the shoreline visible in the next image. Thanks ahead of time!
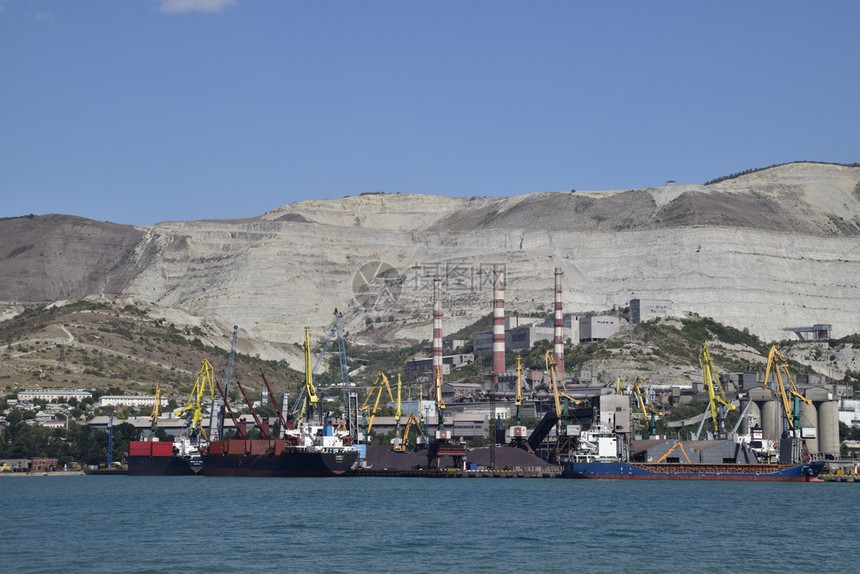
[0,471,86,477]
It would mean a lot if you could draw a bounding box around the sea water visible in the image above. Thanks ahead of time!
[1,476,857,573]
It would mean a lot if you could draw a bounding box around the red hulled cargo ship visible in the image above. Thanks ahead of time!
[127,438,203,476]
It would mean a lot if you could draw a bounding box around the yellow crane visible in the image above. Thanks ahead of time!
[394,413,426,452]
[632,376,662,437]
[545,351,580,407]
[545,350,581,442]
[515,355,524,423]
[656,441,691,463]
[508,355,530,449]
[175,359,215,439]
[360,371,395,434]
[433,363,446,425]
[394,374,403,431]
[763,344,812,433]
[699,343,736,434]
[148,381,162,437]
[295,327,320,426]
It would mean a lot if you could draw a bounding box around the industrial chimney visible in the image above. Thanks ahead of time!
[433,270,443,383]
[554,267,564,373]
[492,264,506,378]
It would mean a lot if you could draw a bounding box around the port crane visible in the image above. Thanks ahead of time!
[209,326,238,441]
[213,367,246,438]
[147,381,162,438]
[508,356,530,450]
[294,327,320,427]
[546,350,579,428]
[394,374,403,436]
[176,359,215,439]
[546,350,579,459]
[234,378,270,439]
[632,376,662,438]
[260,369,290,436]
[392,379,427,452]
[333,309,350,403]
[291,309,351,427]
[394,413,427,452]
[428,362,466,469]
[360,371,395,435]
[698,343,736,437]
[762,344,812,435]
[524,352,586,456]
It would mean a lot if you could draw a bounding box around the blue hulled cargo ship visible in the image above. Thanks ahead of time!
[559,425,825,482]
[562,459,824,481]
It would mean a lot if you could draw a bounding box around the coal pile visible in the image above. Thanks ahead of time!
[363,445,551,470]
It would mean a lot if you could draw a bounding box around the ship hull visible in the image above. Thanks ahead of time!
[127,455,199,476]
[202,442,358,477]
[127,440,202,476]
[562,460,825,481]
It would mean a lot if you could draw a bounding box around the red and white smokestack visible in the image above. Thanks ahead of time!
[492,263,506,376]
[433,271,443,382]
[554,267,564,373]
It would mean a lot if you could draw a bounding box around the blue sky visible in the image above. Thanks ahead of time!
[1,0,857,226]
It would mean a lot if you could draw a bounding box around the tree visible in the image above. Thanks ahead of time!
[5,409,23,426]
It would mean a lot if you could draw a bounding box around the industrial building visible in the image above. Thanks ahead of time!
[630,299,673,324]
[473,316,577,353]
[97,395,169,408]
[740,387,842,459]
[578,315,621,342]
[405,353,474,374]
[784,324,832,340]
[17,389,92,403]
[87,414,257,437]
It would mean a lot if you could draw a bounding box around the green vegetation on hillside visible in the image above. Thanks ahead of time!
[704,161,860,186]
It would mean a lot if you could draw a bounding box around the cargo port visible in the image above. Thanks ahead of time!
[94,264,853,481]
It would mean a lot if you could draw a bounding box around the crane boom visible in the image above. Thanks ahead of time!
[214,368,245,438]
[297,327,320,426]
[334,309,350,391]
[209,326,238,441]
[176,359,215,439]
[632,376,662,438]
[148,382,162,437]
[656,441,691,463]
[545,350,563,424]
[394,374,403,425]
[235,378,269,439]
[393,413,426,451]
[763,345,812,432]
[433,364,446,431]
[360,372,395,434]
[260,368,289,433]
[699,343,736,434]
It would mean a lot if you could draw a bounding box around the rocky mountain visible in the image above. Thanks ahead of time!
[2,162,859,365]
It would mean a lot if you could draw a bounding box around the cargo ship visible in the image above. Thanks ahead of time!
[201,420,358,477]
[562,459,824,481]
[127,436,203,476]
[560,426,824,481]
